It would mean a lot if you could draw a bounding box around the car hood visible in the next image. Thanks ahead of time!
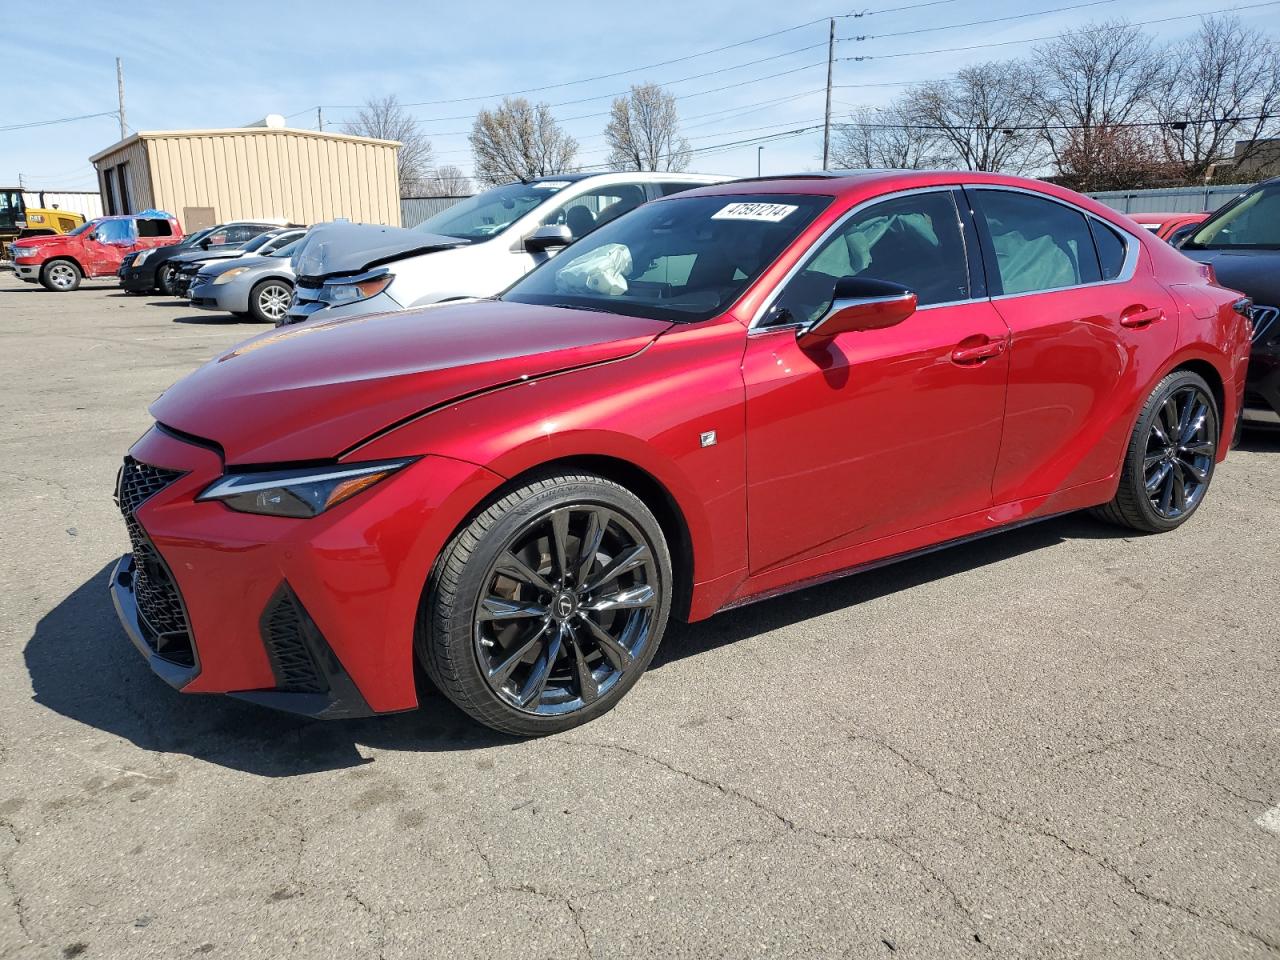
[1180,248,1280,307]
[292,221,466,280]
[150,299,671,464]
[171,248,242,265]
[199,254,290,279]
[14,233,73,251]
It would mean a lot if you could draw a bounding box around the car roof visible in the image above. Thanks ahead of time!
[662,169,1136,218]
[529,171,727,185]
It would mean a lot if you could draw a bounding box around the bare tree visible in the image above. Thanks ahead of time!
[604,83,690,171]
[1034,21,1165,190]
[1054,124,1174,190]
[342,95,434,197]
[832,104,946,170]
[415,164,472,197]
[470,97,578,186]
[906,62,1045,173]
[1152,15,1280,181]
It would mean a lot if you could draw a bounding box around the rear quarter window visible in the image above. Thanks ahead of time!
[1089,219,1128,280]
[137,219,174,238]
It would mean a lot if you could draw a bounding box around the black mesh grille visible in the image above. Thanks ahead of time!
[1251,304,1278,344]
[261,591,327,693]
[117,457,195,667]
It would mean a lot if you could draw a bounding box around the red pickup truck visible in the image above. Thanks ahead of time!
[11,210,183,291]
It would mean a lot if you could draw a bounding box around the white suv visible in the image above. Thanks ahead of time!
[282,171,727,325]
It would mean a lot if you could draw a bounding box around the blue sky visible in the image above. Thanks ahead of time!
[3,0,1277,194]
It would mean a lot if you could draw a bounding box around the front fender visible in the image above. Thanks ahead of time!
[351,318,752,598]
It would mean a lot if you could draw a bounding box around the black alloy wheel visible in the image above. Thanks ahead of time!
[158,263,179,297]
[421,473,672,736]
[1143,385,1216,520]
[1095,370,1219,532]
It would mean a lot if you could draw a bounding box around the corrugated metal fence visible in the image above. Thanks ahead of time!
[1087,183,1254,214]
[401,195,470,228]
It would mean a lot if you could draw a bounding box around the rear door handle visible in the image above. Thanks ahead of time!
[1120,305,1163,328]
[951,336,1007,365]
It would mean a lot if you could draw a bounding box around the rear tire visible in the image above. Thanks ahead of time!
[419,472,672,736]
[249,279,293,324]
[39,259,81,292]
[1093,370,1219,533]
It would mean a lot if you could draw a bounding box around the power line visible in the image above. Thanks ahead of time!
[0,110,118,134]
[844,0,1120,40]
[838,0,1280,61]
[833,111,1275,132]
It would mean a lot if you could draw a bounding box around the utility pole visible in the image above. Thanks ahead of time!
[822,18,835,171]
[116,58,127,140]
[317,107,324,132]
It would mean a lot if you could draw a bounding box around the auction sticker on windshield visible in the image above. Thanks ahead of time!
[711,202,798,222]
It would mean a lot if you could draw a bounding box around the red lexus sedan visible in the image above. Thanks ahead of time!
[111,172,1250,736]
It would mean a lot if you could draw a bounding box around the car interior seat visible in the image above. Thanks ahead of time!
[566,205,598,240]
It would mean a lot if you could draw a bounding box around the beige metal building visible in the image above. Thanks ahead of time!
[89,122,401,230]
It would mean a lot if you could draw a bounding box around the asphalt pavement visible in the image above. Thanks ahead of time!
[0,272,1276,959]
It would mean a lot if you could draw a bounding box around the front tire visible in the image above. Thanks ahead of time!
[249,279,293,324]
[158,263,180,297]
[40,259,81,292]
[1094,370,1219,532]
[420,473,673,736]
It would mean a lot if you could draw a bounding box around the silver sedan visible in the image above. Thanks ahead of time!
[188,239,299,323]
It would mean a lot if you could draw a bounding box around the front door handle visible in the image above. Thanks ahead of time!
[1120,305,1164,328]
[951,336,1007,365]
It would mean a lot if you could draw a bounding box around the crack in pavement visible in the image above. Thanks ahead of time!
[845,731,1280,954]
[558,738,988,945]
[0,818,32,943]
[345,888,388,960]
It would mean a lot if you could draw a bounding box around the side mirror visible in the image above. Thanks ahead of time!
[525,224,573,253]
[796,277,917,350]
[199,238,212,249]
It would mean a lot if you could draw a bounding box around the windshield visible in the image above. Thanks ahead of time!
[1185,182,1280,250]
[270,239,300,258]
[180,226,216,247]
[68,220,97,237]
[240,232,280,254]
[414,181,572,240]
[503,194,832,323]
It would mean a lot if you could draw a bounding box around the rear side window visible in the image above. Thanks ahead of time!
[1089,219,1128,280]
[137,219,173,238]
[657,182,702,197]
[975,190,1102,295]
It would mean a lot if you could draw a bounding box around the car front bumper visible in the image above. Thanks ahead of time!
[282,290,401,326]
[118,263,158,291]
[109,425,502,718]
[189,278,250,314]
[13,262,38,282]
[1242,339,1280,426]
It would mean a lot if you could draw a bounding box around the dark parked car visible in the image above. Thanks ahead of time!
[119,221,284,295]
[169,228,304,297]
[1180,176,1280,428]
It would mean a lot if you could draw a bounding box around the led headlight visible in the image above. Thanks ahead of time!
[10,246,33,259]
[197,458,416,518]
[133,249,153,266]
[318,269,393,306]
[213,267,250,285]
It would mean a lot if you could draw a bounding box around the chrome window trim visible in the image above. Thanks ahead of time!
[748,185,975,332]
[966,184,1141,298]
[749,182,1144,333]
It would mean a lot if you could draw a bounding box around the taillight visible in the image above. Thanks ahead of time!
[1197,262,1218,285]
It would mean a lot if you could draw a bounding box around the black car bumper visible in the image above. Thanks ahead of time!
[117,265,158,292]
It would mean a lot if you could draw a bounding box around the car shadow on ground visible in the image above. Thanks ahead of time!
[1237,429,1280,453]
[171,314,252,325]
[25,514,1130,776]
